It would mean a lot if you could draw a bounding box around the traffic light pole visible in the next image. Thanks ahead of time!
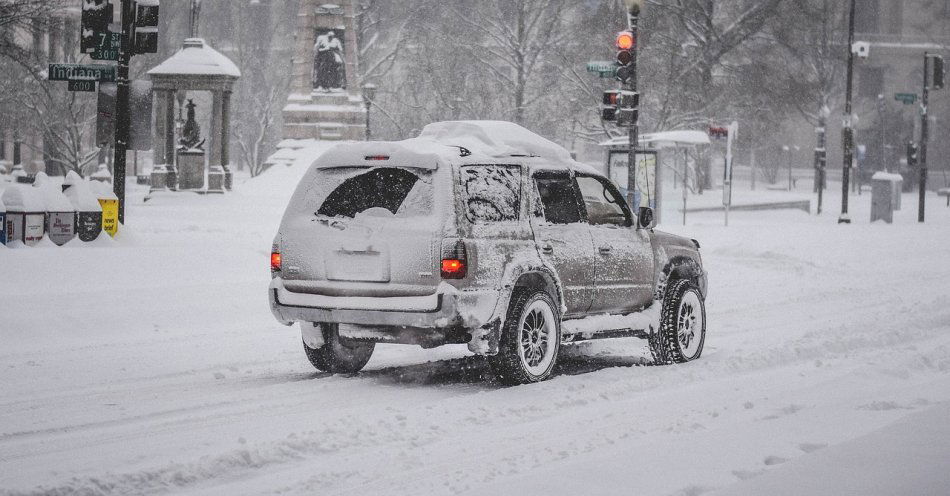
[838,0,856,224]
[919,53,930,223]
[625,8,640,212]
[112,0,133,225]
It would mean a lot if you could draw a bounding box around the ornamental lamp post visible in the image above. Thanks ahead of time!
[362,83,377,141]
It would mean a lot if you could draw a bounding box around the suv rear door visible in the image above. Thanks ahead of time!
[575,174,654,313]
[530,170,596,317]
[279,166,444,297]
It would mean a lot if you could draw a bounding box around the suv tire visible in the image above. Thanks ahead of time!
[488,288,561,385]
[650,279,706,365]
[303,324,375,374]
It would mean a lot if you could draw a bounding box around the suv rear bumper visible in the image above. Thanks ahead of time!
[269,277,498,331]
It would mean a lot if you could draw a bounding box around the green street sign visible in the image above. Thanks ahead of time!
[48,64,116,83]
[91,32,121,61]
[895,93,918,105]
[68,80,97,92]
[587,60,618,78]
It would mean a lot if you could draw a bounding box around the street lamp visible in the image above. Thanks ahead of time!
[361,83,377,141]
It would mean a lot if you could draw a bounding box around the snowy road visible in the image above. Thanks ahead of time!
[2,173,950,495]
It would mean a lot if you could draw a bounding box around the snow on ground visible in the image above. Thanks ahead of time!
[1,157,949,495]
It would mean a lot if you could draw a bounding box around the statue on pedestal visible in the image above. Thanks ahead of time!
[313,29,346,91]
[178,99,205,150]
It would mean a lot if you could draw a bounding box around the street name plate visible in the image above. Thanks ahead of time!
[91,32,121,61]
[894,93,918,105]
[68,80,97,92]
[587,61,617,77]
[48,64,116,83]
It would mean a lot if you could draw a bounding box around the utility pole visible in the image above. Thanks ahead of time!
[113,0,133,225]
[838,0,856,224]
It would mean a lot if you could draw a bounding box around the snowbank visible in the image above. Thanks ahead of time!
[62,171,104,212]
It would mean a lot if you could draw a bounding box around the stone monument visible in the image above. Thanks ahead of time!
[177,99,206,191]
[282,1,366,141]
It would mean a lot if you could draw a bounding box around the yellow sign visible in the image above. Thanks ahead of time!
[98,198,118,237]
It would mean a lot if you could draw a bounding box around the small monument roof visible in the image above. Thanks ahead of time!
[148,38,241,78]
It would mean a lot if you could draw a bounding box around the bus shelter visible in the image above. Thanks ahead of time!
[600,131,711,225]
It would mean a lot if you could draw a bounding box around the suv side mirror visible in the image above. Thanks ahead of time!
[638,207,656,230]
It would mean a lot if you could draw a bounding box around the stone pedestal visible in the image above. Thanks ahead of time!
[207,166,225,194]
[281,0,366,142]
[177,149,205,191]
[150,165,168,191]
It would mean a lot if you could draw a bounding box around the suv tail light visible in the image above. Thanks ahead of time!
[441,239,468,279]
[271,251,282,272]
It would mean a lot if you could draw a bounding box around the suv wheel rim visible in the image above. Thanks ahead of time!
[677,290,703,359]
[518,299,556,376]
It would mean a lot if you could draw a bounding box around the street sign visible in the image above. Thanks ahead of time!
[68,80,97,92]
[587,60,618,78]
[895,93,918,105]
[91,32,121,61]
[48,64,116,83]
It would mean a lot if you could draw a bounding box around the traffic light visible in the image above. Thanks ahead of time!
[814,149,826,170]
[932,55,945,90]
[602,90,638,125]
[907,142,919,167]
[615,31,636,83]
[602,90,619,122]
[133,0,160,54]
[81,0,113,53]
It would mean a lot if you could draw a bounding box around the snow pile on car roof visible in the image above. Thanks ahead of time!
[419,121,573,163]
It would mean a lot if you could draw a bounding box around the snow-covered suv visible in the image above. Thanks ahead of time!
[269,121,707,384]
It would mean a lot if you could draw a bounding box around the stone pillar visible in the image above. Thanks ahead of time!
[149,90,168,191]
[165,90,177,190]
[221,90,232,190]
[207,90,225,193]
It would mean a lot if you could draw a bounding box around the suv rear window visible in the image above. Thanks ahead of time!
[460,165,521,223]
[317,167,432,218]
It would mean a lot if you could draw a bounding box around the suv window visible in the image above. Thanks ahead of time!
[317,167,432,218]
[460,165,521,222]
[534,172,583,224]
[576,175,632,227]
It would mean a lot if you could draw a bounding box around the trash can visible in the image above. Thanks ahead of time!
[33,172,76,246]
[90,180,119,237]
[1,184,46,246]
[871,172,903,224]
[62,171,103,242]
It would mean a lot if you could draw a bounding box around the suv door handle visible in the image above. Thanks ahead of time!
[541,244,554,255]
[599,246,612,255]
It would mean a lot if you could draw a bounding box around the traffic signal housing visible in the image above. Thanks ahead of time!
[907,142,919,167]
[615,31,636,83]
[933,55,945,90]
[133,0,160,54]
[81,0,113,53]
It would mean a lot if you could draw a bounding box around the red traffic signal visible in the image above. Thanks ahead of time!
[616,31,636,51]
